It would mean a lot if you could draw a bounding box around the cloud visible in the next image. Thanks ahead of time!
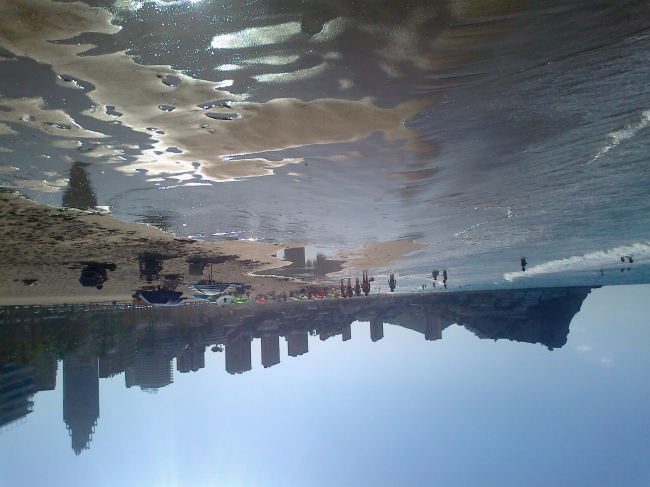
[600,357,614,367]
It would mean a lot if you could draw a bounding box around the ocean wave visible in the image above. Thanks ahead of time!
[589,109,650,163]
[504,242,650,281]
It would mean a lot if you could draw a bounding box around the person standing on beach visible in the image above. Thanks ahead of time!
[362,271,371,296]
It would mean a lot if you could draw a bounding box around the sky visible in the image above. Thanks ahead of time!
[0,284,648,487]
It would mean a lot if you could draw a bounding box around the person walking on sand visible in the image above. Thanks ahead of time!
[521,258,527,271]
[389,273,396,292]
[442,270,448,283]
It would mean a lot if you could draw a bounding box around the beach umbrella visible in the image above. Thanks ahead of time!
[187,281,239,296]
[136,290,185,306]
[215,295,235,306]
[192,294,212,301]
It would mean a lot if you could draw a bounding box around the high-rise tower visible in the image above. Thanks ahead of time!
[225,336,252,374]
[0,362,34,433]
[370,319,384,342]
[261,334,280,368]
[63,352,99,455]
[286,331,308,357]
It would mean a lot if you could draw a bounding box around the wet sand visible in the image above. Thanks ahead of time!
[0,191,307,305]
[339,240,427,271]
[0,0,434,183]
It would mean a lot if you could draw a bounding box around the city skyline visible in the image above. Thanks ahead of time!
[0,286,595,453]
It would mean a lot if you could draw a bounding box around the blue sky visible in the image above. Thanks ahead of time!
[1,284,648,487]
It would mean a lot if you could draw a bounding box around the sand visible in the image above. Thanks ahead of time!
[338,240,428,271]
[0,191,307,305]
[0,190,430,305]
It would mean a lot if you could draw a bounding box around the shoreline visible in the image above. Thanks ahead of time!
[0,191,429,306]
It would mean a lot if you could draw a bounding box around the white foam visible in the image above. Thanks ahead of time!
[115,0,204,11]
[504,242,650,281]
[211,22,302,50]
[589,109,650,163]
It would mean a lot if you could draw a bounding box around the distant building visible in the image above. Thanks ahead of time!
[99,331,136,379]
[342,324,351,341]
[285,331,308,357]
[225,337,252,374]
[0,362,34,433]
[261,335,280,368]
[125,352,173,390]
[319,331,333,341]
[425,314,443,341]
[177,346,206,373]
[205,323,226,346]
[32,352,57,392]
[370,319,384,342]
[63,353,99,455]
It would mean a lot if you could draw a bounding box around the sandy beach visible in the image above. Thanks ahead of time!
[0,191,427,305]
[0,190,310,305]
